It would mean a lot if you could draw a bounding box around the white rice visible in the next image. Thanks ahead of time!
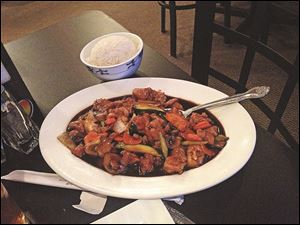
[87,35,137,67]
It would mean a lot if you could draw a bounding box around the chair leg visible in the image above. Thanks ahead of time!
[224,1,232,43]
[161,1,166,33]
[260,4,271,44]
[169,1,177,57]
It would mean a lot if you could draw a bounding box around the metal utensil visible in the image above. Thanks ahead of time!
[181,86,270,118]
[164,202,196,224]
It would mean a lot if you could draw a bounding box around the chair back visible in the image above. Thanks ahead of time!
[191,2,299,151]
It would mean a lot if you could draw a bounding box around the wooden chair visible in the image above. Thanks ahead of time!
[191,2,299,151]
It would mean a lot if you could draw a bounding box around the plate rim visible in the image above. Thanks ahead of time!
[39,77,256,199]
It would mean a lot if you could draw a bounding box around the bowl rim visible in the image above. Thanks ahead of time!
[80,32,144,69]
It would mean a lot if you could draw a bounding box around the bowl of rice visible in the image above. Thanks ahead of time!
[80,32,143,81]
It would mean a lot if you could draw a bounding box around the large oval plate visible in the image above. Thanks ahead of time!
[40,78,256,199]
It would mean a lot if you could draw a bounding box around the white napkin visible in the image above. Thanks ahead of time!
[1,170,184,216]
[73,191,107,215]
[1,170,82,190]
[91,200,175,224]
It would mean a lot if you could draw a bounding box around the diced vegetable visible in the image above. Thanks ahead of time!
[123,133,142,145]
[159,132,168,158]
[194,121,212,130]
[114,134,124,142]
[116,143,161,157]
[105,117,116,125]
[134,103,165,114]
[182,141,208,146]
[215,135,229,142]
[183,133,202,141]
[84,112,98,133]
[113,119,127,134]
[84,131,101,145]
[166,113,188,131]
[57,132,77,150]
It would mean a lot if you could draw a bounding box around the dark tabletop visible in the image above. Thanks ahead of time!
[1,11,299,224]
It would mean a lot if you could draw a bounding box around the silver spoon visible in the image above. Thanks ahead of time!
[180,86,270,118]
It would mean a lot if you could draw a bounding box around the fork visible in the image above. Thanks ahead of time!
[179,86,270,118]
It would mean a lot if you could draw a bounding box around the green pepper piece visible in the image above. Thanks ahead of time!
[116,143,161,157]
[215,135,229,142]
[159,132,169,159]
[134,103,165,114]
[182,141,208,146]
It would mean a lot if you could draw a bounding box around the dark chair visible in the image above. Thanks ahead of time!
[158,1,196,57]
[158,1,249,57]
[260,1,299,44]
[191,2,299,151]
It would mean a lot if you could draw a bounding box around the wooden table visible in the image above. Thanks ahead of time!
[1,11,299,224]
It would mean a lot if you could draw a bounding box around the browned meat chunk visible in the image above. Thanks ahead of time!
[93,98,112,112]
[133,88,167,104]
[163,147,187,174]
[187,145,206,168]
[68,121,85,133]
[139,154,155,175]
[103,153,126,175]
[96,139,113,158]
[132,115,150,131]
[72,144,86,158]
[121,151,140,167]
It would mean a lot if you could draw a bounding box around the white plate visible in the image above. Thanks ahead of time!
[39,78,256,199]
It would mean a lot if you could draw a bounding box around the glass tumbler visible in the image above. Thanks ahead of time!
[1,85,39,154]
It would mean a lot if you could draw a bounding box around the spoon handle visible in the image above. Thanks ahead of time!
[183,86,270,117]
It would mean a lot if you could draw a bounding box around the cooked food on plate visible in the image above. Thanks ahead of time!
[58,88,228,176]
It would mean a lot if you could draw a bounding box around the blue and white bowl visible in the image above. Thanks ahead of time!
[80,32,143,81]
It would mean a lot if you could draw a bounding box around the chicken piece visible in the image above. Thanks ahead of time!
[93,98,112,112]
[96,139,113,158]
[121,151,140,167]
[163,147,187,174]
[187,145,206,168]
[132,115,150,131]
[139,154,155,175]
[189,112,209,127]
[68,129,84,145]
[133,88,167,104]
[164,98,178,107]
[68,120,85,133]
[206,126,219,137]
[72,144,86,158]
[103,153,126,175]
